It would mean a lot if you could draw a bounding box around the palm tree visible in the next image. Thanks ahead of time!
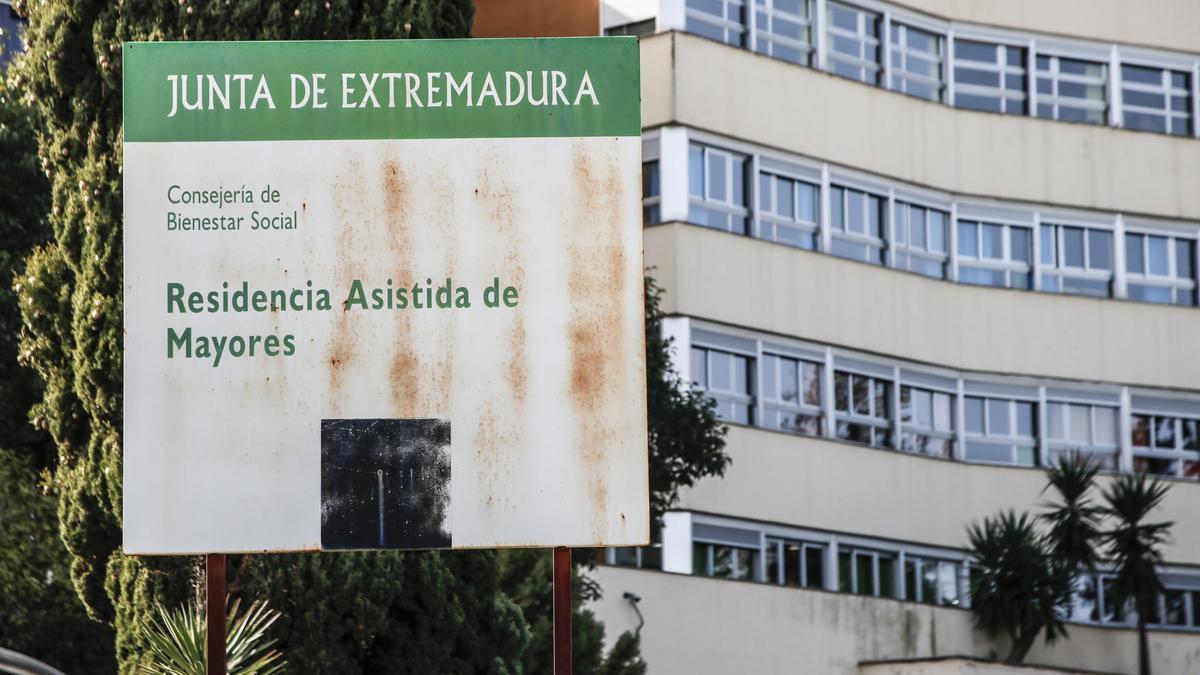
[1040,452,1104,589]
[1102,474,1173,675]
[967,511,1068,663]
[968,453,1104,664]
[137,596,286,675]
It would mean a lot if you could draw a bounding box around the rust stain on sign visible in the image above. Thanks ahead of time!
[380,155,421,417]
[567,139,629,533]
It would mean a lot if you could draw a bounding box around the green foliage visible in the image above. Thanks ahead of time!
[137,597,285,675]
[0,66,116,672]
[967,510,1068,664]
[1101,474,1172,675]
[498,549,647,675]
[644,273,730,530]
[0,446,117,673]
[1039,452,1104,575]
[235,550,529,675]
[968,456,1174,670]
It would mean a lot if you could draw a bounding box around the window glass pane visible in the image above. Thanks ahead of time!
[707,152,727,201]
[920,561,938,604]
[1131,414,1152,447]
[987,399,1010,436]
[642,161,660,199]
[831,187,845,231]
[958,221,978,256]
[835,371,850,411]
[1147,236,1169,275]
[955,40,995,63]
[874,380,889,420]
[1016,402,1035,437]
[1126,233,1145,273]
[933,393,952,431]
[691,348,707,388]
[1041,225,1056,265]
[692,542,708,575]
[1063,227,1085,267]
[805,547,825,589]
[733,354,749,394]
[855,553,874,595]
[780,358,798,403]
[1068,405,1090,442]
[879,556,896,599]
[783,542,802,586]
[1183,419,1199,451]
[1175,240,1194,279]
[853,375,871,415]
[1093,407,1117,445]
[1122,64,1161,85]
[867,196,883,239]
[798,183,817,223]
[1153,416,1175,449]
[710,351,732,390]
[775,177,794,218]
[982,223,1004,259]
[838,551,852,592]
[1011,227,1031,264]
[802,362,821,406]
[689,146,704,197]
[965,397,985,434]
[909,206,926,248]
[1048,402,1066,439]
[1088,230,1112,271]
[937,561,959,605]
[731,157,746,206]
[928,211,947,253]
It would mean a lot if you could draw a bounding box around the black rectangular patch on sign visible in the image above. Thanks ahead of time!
[320,418,451,550]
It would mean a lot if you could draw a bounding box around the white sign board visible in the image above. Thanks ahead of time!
[122,38,647,554]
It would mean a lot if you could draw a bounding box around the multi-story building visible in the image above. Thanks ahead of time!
[479,1,1200,673]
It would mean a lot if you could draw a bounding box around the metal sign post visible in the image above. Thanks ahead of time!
[553,547,572,675]
[206,554,226,675]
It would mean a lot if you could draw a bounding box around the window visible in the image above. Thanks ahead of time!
[1036,55,1108,125]
[830,185,886,264]
[890,23,945,102]
[964,396,1038,466]
[834,371,892,447]
[1125,232,1197,306]
[893,202,949,278]
[689,144,750,234]
[1072,574,1129,625]
[757,172,819,249]
[753,0,814,65]
[899,385,955,458]
[838,548,898,598]
[642,161,660,224]
[826,2,881,85]
[686,0,747,47]
[1040,223,1114,297]
[956,220,1033,289]
[904,556,962,606]
[761,353,823,435]
[1131,413,1200,480]
[765,538,825,588]
[692,346,755,424]
[693,541,759,580]
[1045,401,1119,470]
[610,543,663,570]
[1122,64,1192,136]
[954,40,1027,114]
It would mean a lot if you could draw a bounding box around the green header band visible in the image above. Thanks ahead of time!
[123,37,640,142]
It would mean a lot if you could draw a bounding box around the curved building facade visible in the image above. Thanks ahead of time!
[584,1,1200,673]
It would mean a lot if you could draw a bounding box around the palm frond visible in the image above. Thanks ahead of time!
[137,596,287,675]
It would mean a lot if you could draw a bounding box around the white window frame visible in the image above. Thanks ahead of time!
[1034,52,1109,125]
[691,344,756,425]
[955,218,1035,290]
[889,21,946,102]
[1123,226,1198,307]
[825,0,882,85]
[951,37,1028,115]
[752,0,816,66]
[892,199,950,279]
[833,368,893,448]
[1044,399,1121,469]
[963,394,1040,467]
[1039,220,1116,298]
[760,351,825,436]
[689,143,751,235]
[684,0,748,47]
[829,183,887,265]
[1120,60,1193,137]
[757,169,821,249]
[898,383,956,458]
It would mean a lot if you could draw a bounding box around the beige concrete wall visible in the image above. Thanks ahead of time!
[645,223,1200,391]
[898,0,1200,54]
[681,425,1200,564]
[640,33,1200,222]
[589,566,1200,675]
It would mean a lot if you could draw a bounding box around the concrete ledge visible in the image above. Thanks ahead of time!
[860,656,1121,675]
